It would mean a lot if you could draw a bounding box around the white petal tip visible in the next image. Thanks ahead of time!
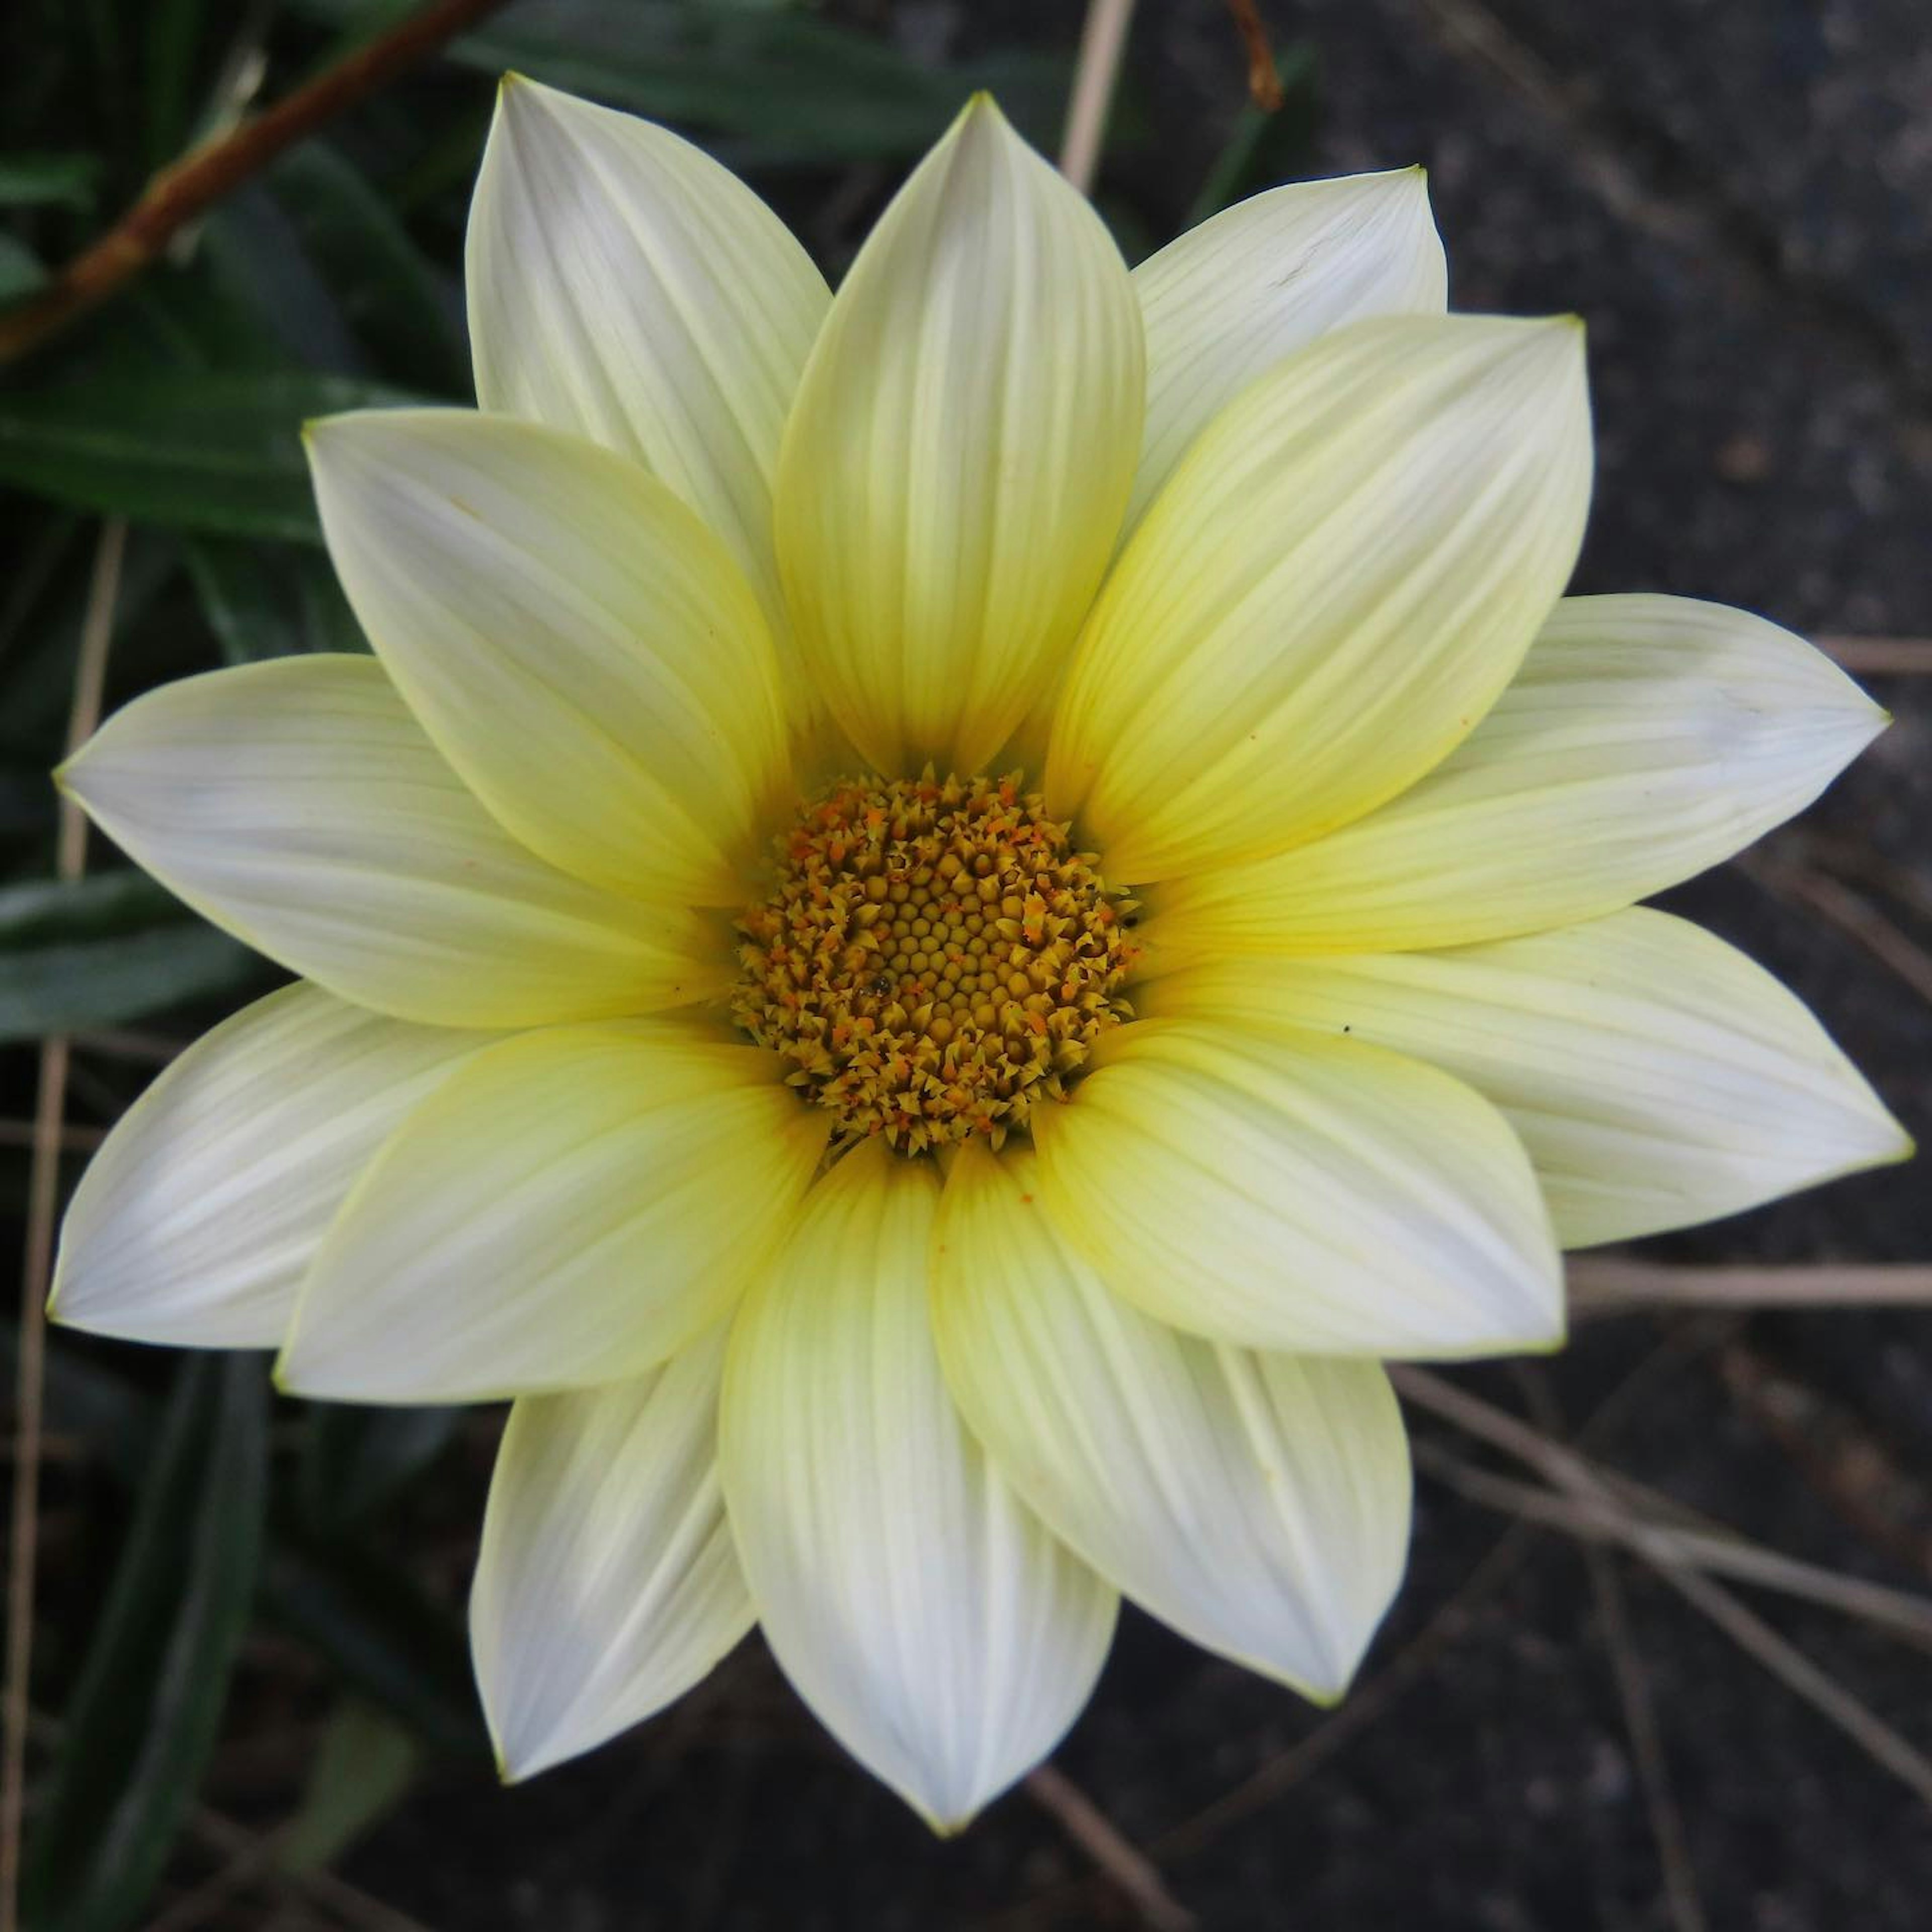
[488,1729,556,1786]
[494,70,561,121]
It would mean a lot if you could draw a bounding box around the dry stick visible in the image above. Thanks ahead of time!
[1658,1563,1932,1811]
[1411,1445,1932,1651]
[1517,1370,1706,1932]
[1131,1327,1715,1871]
[1022,1765,1196,1932]
[1395,1367,1932,1816]
[1569,1258,1932,1320]
[1748,857,1932,1008]
[0,1121,107,1155]
[68,1026,190,1066]
[1057,0,1139,196]
[1,521,127,1932]
[1818,635,1932,675]
[185,1804,436,1932]
[140,1828,294,1932]
[1792,832,1932,929]
[0,0,512,366]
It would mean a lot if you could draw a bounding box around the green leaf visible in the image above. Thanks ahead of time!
[183,534,367,663]
[8,1326,484,1761]
[300,1401,466,1536]
[143,0,218,168]
[0,870,182,948]
[1183,45,1322,229]
[0,875,260,1042]
[0,370,410,540]
[0,232,48,304]
[23,1354,269,1932]
[0,153,102,212]
[263,143,466,393]
[288,0,1070,164]
[263,1535,487,1759]
[277,1699,422,1874]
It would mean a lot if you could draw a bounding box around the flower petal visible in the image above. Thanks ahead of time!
[1128,168,1445,531]
[467,75,828,651]
[50,984,495,1348]
[1046,314,1590,884]
[59,658,720,1028]
[1139,910,1912,1247]
[1030,1018,1561,1358]
[933,1143,1411,1700]
[277,1026,827,1404]
[1143,594,1887,959]
[308,408,789,907]
[774,95,1145,777]
[472,1328,753,1781]
[720,1142,1115,1830]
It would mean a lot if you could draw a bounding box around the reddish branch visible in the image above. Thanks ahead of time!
[0,0,511,366]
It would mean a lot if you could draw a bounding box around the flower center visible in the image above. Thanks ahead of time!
[732,771,1137,1154]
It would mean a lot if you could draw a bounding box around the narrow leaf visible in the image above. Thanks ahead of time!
[0,153,102,211]
[300,1402,467,1536]
[0,233,48,304]
[0,918,259,1043]
[0,370,410,540]
[277,1699,421,1874]
[24,1355,270,1932]
[264,143,465,393]
[183,536,367,664]
[262,1536,487,1758]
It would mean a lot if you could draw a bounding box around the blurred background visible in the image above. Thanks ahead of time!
[2,1,1927,1926]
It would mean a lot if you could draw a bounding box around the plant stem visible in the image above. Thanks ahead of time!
[0,0,512,366]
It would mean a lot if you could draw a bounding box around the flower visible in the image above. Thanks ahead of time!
[51,80,1908,1829]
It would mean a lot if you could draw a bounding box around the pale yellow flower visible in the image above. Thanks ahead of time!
[51,82,1908,1828]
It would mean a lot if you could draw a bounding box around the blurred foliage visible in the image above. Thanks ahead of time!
[0,2,1316,1920]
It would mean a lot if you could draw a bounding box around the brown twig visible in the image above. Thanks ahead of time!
[1743,855,1932,1009]
[185,1804,435,1932]
[1717,1342,1932,1582]
[1515,1369,1706,1932]
[2,522,126,1932]
[1570,1258,1932,1320]
[1397,1367,1932,1816]
[1022,1764,1195,1932]
[0,1120,107,1155]
[1818,635,1932,675]
[1411,1443,1932,1649]
[1662,1563,1932,1812]
[0,0,511,366]
[1224,0,1286,111]
[69,1026,191,1066]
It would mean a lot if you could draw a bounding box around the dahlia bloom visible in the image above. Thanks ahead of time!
[52,83,1906,1827]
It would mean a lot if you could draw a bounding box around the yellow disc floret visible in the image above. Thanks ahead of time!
[733,770,1137,1154]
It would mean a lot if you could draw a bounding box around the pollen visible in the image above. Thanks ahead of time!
[732,770,1137,1155]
